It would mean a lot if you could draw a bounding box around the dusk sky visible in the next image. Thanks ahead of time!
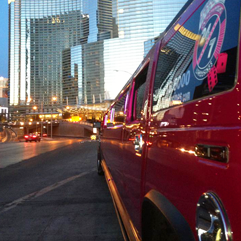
[0,0,8,78]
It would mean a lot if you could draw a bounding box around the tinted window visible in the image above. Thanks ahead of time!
[153,0,240,112]
[133,65,148,120]
[135,81,146,120]
[114,91,128,124]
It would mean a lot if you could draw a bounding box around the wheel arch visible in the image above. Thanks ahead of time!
[141,190,195,241]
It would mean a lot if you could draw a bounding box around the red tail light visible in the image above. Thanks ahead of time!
[33,135,36,138]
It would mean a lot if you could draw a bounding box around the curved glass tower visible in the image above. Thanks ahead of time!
[9,0,83,107]
[9,0,187,120]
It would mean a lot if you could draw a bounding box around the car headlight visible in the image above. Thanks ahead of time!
[196,192,232,241]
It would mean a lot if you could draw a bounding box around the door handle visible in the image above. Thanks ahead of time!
[134,134,143,154]
[195,144,229,163]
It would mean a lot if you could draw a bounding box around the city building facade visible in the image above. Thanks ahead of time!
[9,0,187,121]
[0,77,8,99]
[0,77,8,122]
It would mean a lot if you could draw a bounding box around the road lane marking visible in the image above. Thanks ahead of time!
[0,169,95,214]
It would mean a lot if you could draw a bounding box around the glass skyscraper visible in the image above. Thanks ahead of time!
[9,0,187,120]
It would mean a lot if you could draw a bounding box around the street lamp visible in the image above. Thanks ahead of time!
[40,101,43,138]
[51,96,57,139]
[113,69,132,76]
[32,105,38,132]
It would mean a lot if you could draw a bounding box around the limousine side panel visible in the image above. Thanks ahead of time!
[100,0,241,240]
[101,122,126,205]
[143,0,241,239]
[145,91,241,239]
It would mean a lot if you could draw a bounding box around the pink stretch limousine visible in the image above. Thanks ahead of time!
[97,0,241,240]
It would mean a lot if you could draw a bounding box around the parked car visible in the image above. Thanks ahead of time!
[98,0,241,240]
[24,133,41,142]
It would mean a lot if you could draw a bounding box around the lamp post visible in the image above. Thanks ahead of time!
[51,96,57,139]
[33,105,38,132]
[113,69,132,75]
[40,101,43,138]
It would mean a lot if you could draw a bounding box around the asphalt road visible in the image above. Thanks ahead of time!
[0,138,82,168]
[0,139,123,241]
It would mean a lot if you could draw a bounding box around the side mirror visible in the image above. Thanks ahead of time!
[93,122,101,128]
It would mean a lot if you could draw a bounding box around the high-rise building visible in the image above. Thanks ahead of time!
[9,0,187,120]
[0,77,8,99]
[0,77,8,121]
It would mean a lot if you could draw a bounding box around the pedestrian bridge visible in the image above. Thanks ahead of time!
[53,121,93,137]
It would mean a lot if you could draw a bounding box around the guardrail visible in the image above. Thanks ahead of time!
[0,128,17,143]
[0,130,7,143]
[80,122,93,127]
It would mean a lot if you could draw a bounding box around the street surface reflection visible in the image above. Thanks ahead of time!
[0,138,82,168]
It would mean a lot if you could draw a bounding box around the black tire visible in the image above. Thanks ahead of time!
[143,206,178,241]
[142,192,195,241]
[25,140,28,142]
[97,158,104,175]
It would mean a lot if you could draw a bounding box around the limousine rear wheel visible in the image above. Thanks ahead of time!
[142,190,195,241]
[97,158,104,175]
[142,204,178,241]
[97,149,104,175]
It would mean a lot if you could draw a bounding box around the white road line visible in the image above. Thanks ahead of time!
[0,169,95,214]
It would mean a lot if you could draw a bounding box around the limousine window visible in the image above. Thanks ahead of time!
[132,65,149,120]
[103,113,108,127]
[152,0,240,112]
[106,111,114,127]
[114,91,128,124]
